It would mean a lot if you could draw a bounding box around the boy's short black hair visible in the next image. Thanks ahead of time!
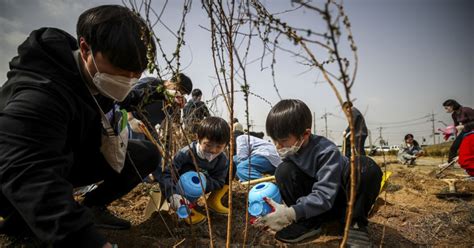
[442,99,461,110]
[170,73,193,95]
[266,99,312,140]
[76,5,155,72]
[192,88,203,98]
[197,117,230,144]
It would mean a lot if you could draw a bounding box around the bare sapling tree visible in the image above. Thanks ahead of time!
[123,0,363,246]
[247,0,359,246]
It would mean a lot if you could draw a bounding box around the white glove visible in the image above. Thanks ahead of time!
[164,89,185,108]
[168,194,189,211]
[128,118,143,133]
[456,125,465,133]
[258,197,296,232]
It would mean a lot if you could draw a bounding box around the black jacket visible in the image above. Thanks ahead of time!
[0,28,159,247]
[183,99,210,122]
[345,107,368,137]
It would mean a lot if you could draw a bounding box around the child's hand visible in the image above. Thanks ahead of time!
[259,197,296,231]
[168,194,189,210]
[196,196,206,207]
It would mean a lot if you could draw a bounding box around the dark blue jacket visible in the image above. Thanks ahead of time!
[159,141,228,199]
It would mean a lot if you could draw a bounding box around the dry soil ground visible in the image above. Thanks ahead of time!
[1,155,473,247]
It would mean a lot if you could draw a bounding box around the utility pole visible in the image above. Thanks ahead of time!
[429,111,436,145]
[313,112,316,134]
[377,126,384,145]
[368,129,373,148]
[321,110,331,138]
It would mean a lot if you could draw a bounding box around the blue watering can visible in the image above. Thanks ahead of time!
[248,182,282,217]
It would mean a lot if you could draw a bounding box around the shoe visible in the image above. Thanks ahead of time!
[184,208,207,225]
[207,184,229,215]
[347,224,372,247]
[89,206,131,230]
[73,184,98,197]
[275,220,322,243]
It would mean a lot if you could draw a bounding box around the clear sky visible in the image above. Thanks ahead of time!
[0,0,472,146]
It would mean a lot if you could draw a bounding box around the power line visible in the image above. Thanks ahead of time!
[380,120,430,129]
[366,114,431,125]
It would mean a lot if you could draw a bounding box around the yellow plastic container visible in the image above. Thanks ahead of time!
[380,171,392,193]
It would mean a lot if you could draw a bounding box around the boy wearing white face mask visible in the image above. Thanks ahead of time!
[158,117,230,224]
[257,99,382,246]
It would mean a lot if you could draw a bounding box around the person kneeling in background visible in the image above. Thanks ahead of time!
[234,131,282,181]
[398,134,424,166]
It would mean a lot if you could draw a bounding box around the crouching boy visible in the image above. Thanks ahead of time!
[157,117,230,224]
[234,132,282,181]
[258,99,383,245]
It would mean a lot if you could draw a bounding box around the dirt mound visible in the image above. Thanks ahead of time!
[1,156,473,247]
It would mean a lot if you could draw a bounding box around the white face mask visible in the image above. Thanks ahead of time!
[196,142,220,162]
[84,49,138,102]
[277,138,303,159]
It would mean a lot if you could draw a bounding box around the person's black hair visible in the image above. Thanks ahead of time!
[266,99,312,140]
[233,118,239,123]
[197,117,230,144]
[192,88,203,98]
[404,134,419,146]
[342,101,353,109]
[170,73,193,95]
[442,99,461,111]
[404,134,414,141]
[76,5,155,73]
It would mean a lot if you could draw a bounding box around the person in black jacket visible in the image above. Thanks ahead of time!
[0,5,172,248]
[342,101,368,158]
[183,88,211,134]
